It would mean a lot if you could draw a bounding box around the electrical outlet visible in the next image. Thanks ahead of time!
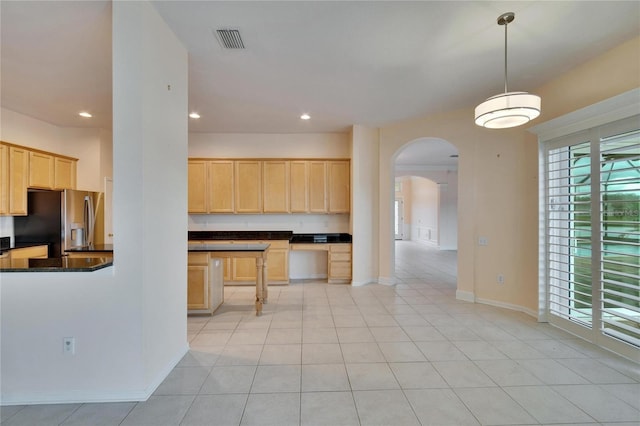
[63,337,75,355]
[479,237,489,246]
[497,274,505,285]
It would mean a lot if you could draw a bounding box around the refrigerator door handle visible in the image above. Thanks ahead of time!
[84,195,94,247]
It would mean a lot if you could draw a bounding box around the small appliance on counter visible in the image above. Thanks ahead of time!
[0,236,10,254]
[13,189,104,258]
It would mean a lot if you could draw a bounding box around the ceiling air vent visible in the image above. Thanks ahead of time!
[215,29,245,49]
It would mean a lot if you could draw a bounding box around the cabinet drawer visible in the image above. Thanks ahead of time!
[330,244,351,253]
[329,262,351,278]
[188,252,209,265]
[330,252,351,262]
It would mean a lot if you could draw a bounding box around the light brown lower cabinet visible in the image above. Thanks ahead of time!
[188,264,209,310]
[227,240,289,285]
[328,244,352,283]
[187,252,224,314]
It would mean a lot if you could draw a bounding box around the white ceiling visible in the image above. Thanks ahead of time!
[1,1,639,140]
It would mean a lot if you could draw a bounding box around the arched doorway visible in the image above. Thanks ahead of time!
[391,137,459,282]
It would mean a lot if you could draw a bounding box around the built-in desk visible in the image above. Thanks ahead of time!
[290,243,352,284]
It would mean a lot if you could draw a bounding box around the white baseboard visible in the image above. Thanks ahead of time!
[474,297,538,319]
[455,290,475,303]
[455,291,537,319]
[377,276,396,286]
[0,344,189,406]
[289,273,328,280]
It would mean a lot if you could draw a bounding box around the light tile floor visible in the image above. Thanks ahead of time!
[2,241,639,425]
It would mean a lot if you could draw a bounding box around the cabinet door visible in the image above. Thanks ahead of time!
[208,161,234,213]
[9,146,28,215]
[328,161,350,213]
[0,145,8,215]
[267,248,289,282]
[29,151,54,189]
[187,265,209,310]
[188,160,207,213]
[290,161,308,213]
[263,161,289,213]
[308,161,327,213]
[233,257,258,282]
[222,257,232,282]
[329,261,352,279]
[53,157,76,190]
[235,161,262,213]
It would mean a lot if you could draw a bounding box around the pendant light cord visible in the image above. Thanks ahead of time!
[504,18,509,94]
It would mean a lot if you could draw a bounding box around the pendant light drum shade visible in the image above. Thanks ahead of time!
[474,91,541,129]
[475,12,541,129]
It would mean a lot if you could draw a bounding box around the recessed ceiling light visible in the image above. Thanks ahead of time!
[78,112,92,118]
[189,112,201,119]
[300,113,311,120]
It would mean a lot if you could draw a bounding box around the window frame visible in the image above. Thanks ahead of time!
[533,89,639,361]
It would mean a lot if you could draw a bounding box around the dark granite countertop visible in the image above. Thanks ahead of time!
[290,233,352,244]
[188,231,293,241]
[188,231,351,244]
[65,244,114,253]
[188,243,270,252]
[0,257,113,272]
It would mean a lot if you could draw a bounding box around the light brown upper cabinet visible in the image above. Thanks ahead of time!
[328,160,350,213]
[235,160,262,213]
[29,151,54,189]
[308,161,327,213]
[53,157,77,190]
[188,160,207,213]
[0,142,77,216]
[187,158,350,215]
[188,160,236,214]
[290,161,308,213]
[9,146,28,215]
[0,144,8,215]
[209,161,235,213]
[263,161,290,213]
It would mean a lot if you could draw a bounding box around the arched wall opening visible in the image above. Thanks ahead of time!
[390,137,459,281]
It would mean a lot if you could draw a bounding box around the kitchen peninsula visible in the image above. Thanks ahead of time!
[188,242,270,315]
[0,240,114,272]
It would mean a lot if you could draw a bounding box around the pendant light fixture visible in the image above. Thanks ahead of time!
[475,12,541,129]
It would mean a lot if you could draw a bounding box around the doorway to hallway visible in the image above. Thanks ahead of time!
[394,240,457,288]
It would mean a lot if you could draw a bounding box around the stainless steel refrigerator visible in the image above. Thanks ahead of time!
[14,189,104,258]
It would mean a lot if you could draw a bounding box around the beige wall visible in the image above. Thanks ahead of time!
[378,35,640,315]
[189,132,350,158]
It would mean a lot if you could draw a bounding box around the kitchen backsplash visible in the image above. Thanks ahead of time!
[188,214,349,234]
